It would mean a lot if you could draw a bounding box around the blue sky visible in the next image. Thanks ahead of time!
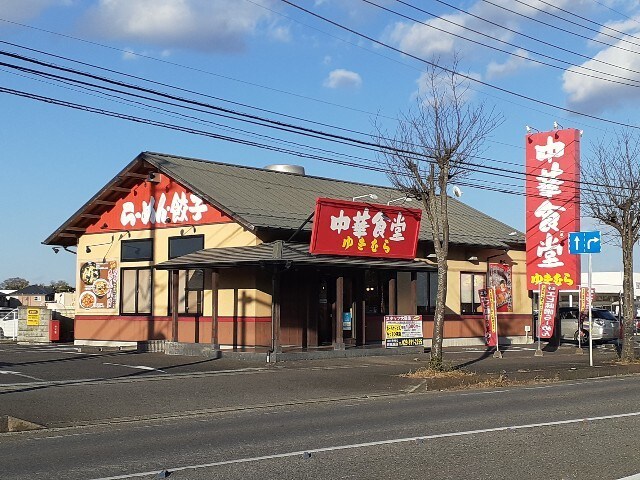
[1,0,640,285]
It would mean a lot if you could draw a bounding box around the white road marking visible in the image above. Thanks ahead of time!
[402,380,426,393]
[87,409,640,480]
[102,363,166,374]
[0,370,43,381]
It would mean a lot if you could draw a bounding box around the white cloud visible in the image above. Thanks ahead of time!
[563,38,640,113]
[323,69,362,89]
[0,0,68,22]
[268,24,291,43]
[82,0,278,53]
[122,48,137,60]
[384,0,577,68]
[485,49,537,79]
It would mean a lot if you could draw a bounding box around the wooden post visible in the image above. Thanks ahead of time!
[389,275,397,315]
[211,269,220,349]
[356,271,366,347]
[410,271,418,315]
[271,270,282,354]
[171,270,179,342]
[334,275,345,350]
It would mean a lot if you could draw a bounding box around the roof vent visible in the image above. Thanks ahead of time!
[264,164,305,175]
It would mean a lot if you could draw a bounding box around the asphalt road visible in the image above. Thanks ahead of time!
[2,343,640,479]
[2,373,640,479]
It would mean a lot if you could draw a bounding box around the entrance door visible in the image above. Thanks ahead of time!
[318,276,335,345]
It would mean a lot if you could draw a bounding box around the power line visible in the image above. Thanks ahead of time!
[425,0,640,79]
[0,48,631,196]
[362,0,640,90]
[279,0,640,131]
[0,16,396,122]
[480,0,640,56]
[510,0,640,48]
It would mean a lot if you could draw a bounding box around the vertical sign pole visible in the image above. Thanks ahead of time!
[535,286,543,356]
[588,253,593,367]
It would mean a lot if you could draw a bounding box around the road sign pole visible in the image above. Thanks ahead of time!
[589,253,593,367]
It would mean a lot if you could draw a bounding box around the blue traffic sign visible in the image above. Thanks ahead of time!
[568,231,601,254]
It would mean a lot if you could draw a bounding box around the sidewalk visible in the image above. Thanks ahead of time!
[0,340,638,429]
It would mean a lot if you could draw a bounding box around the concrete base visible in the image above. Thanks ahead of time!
[74,340,138,350]
[164,342,221,358]
[423,335,532,348]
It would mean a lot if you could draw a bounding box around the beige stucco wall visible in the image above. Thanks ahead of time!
[75,222,263,318]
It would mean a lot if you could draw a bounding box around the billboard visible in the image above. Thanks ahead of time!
[384,315,424,347]
[488,263,513,313]
[309,197,422,259]
[526,129,581,290]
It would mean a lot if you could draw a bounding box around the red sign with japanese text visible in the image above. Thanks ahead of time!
[479,287,498,347]
[85,174,231,233]
[309,197,422,259]
[537,283,558,338]
[526,129,581,290]
[579,286,595,329]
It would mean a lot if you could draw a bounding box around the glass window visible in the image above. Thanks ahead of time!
[169,269,205,315]
[121,239,153,262]
[417,271,438,315]
[365,270,391,315]
[169,235,204,259]
[121,268,152,315]
[461,272,485,315]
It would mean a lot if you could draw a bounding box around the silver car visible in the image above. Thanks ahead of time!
[558,307,620,343]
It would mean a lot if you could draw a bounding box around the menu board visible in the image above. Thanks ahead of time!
[384,315,424,347]
[78,260,118,310]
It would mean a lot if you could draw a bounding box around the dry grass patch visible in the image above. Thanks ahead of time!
[404,366,475,380]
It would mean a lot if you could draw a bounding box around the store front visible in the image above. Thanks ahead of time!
[44,151,531,355]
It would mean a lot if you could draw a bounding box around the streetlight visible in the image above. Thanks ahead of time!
[352,194,378,202]
[386,196,412,205]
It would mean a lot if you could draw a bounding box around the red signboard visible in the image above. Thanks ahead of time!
[526,128,581,290]
[85,174,231,233]
[538,283,558,339]
[479,287,498,347]
[579,286,595,329]
[309,197,422,259]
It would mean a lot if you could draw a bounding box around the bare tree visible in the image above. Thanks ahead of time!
[582,128,640,361]
[374,60,502,368]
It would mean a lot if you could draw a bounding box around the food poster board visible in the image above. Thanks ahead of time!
[78,260,118,310]
[488,263,513,313]
[384,315,423,347]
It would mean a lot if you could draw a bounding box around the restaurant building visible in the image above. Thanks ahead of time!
[44,152,530,356]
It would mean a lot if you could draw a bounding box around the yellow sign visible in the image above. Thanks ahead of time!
[27,308,40,326]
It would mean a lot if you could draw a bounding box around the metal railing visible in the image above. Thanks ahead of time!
[0,308,18,340]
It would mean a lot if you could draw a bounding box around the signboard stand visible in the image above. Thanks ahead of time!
[535,287,543,357]
[568,230,600,366]
[588,253,593,367]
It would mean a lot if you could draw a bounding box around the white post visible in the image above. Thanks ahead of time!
[589,253,593,367]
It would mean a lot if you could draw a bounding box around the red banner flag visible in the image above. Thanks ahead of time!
[538,283,558,339]
[479,287,498,347]
[525,129,581,290]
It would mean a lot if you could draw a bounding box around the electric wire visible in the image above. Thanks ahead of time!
[279,0,640,131]
[363,0,640,89]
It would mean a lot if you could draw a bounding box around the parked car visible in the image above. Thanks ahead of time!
[0,308,18,340]
[557,307,620,343]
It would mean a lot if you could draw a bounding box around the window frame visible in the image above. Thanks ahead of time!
[168,268,205,316]
[417,270,438,315]
[121,238,154,263]
[120,267,153,315]
[168,234,205,260]
[460,271,486,315]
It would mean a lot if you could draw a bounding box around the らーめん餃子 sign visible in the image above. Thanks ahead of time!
[309,197,422,259]
[525,129,581,290]
[85,174,231,233]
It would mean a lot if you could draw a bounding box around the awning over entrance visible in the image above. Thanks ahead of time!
[155,240,435,271]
